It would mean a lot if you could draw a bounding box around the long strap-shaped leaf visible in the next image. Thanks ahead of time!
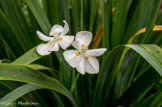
[92,44,162,106]
[126,44,162,76]
[11,47,41,65]
[0,64,77,106]
[0,84,43,107]
[26,0,51,35]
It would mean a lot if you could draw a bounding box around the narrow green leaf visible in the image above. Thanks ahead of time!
[126,44,162,76]
[138,92,159,107]
[89,0,98,32]
[12,47,41,65]
[0,64,77,106]
[0,84,43,107]
[124,0,147,42]
[102,0,112,51]
[59,58,70,89]
[0,0,33,49]
[59,0,70,24]
[71,0,79,33]
[27,64,57,72]
[27,64,58,78]
[0,9,25,57]
[93,44,162,106]
[149,92,162,107]
[0,59,11,63]
[46,0,60,25]
[142,0,161,43]
[26,0,51,35]
[116,69,160,106]
[111,0,132,48]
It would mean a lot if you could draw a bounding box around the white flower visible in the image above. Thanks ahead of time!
[63,31,107,74]
[36,20,74,56]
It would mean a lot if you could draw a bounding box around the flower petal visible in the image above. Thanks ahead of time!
[49,25,64,36]
[85,57,99,74]
[50,42,59,51]
[36,42,51,56]
[76,56,86,74]
[72,41,81,50]
[85,48,107,57]
[75,31,92,46]
[60,20,69,35]
[63,50,81,68]
[58,35,74,50]
[37,31,51,41]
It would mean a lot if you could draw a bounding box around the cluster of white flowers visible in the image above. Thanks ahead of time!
[36,20,106,75]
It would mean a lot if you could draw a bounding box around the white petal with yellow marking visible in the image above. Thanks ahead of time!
[85,57,99,74]
[36,42,51,56]
[58,36,74,49]
[63,50,81,68]
[49,25,64,36]
[75,31,92,46]
[50,42,59,51]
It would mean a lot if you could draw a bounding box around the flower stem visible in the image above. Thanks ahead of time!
[71,72,80,93]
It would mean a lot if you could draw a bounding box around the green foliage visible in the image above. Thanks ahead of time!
[0,0,162,107]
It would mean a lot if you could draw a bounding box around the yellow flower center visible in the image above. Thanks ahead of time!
[85,56,89,60]
[75,52,79,56]
[81,44,85,47]
[60,37,63,41]
[49,42,52,46]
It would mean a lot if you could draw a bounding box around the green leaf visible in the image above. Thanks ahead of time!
[0,9,25,57]
[27,64,56,72]
[89,0,98,32]
[102,0,112,51]
[111,0,132,48]
[93,44,162,106]
[59,0,70,24]
[149,92,162,107]
[27,63,58,78]
[0,0,33,49]
[138,92,162,107]
[0,84,43,107]
[0,64,77,106]
[0,59,11,63]
[71,0,79,33]
[46,0,60,25]
[116,68,160,106]
[12,47,41,65]
[142,0,161,43]
[26,0,51,35]
[126,44,162,76]
[124,0,148,42]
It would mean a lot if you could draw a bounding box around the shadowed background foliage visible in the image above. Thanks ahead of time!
[0,0,162,107]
